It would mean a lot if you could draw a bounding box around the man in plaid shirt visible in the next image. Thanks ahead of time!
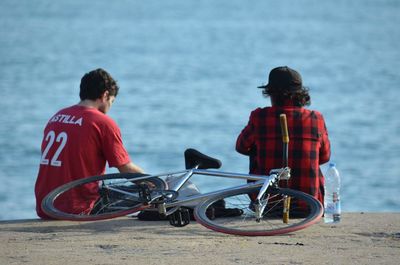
[236,66,331,204]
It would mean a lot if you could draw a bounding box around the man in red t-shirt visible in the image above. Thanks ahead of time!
[35,68,144,219]
[236,66,330,204]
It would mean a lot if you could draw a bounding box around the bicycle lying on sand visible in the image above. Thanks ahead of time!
[42,115,323,236]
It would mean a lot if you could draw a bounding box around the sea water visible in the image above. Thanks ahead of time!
[0,0,399,220]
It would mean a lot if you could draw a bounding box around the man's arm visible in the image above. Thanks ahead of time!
[117,162,145,174]
[319,118,331,164]
[236,112,256,156]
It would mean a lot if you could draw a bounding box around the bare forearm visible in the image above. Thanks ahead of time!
[117,162,145,174]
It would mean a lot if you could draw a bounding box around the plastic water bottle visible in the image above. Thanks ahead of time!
[324,162,341,223]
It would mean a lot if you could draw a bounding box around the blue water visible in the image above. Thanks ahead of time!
[1,0,399,220]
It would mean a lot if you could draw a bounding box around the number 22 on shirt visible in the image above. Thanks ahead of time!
[40,130,68,167]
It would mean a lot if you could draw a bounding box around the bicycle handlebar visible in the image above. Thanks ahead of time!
[280,114,289,167]
[279,114,289,144]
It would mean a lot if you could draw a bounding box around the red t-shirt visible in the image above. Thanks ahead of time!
[35,105,130,218]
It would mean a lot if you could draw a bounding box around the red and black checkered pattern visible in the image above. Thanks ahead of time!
[236,105,331,204]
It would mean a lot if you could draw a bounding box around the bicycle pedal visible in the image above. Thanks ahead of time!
[168,208,191,227]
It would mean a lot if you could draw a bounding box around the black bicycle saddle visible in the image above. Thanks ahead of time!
[184,148,222,170]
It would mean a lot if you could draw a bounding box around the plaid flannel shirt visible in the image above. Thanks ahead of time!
[236,105,331,204]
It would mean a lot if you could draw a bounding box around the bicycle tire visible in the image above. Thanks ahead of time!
[194,187,323,236]
[41,173,167,221]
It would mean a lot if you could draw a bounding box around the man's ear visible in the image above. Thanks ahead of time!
[101,90,110,101]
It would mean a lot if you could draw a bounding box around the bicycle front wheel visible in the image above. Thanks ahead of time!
[194,187,323,236]
[41,173,167,221]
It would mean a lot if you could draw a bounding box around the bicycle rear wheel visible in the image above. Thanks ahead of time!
[41,173,167,221]
[194,187,323,236]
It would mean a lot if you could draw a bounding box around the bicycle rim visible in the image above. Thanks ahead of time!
[194,187,323,236]
[41,173,167,221]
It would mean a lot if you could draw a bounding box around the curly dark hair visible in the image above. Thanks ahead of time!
[79,68,119,100]
[262,86,311,107]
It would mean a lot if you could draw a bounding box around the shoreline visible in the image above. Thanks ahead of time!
[1,212,399,265]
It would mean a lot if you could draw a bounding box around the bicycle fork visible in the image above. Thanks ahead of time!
[253,174,275,222]
[253,172,292,223]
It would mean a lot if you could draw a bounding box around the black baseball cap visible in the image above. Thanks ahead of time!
[258,66,303,91]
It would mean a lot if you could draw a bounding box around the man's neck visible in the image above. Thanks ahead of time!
[77,99,100,109]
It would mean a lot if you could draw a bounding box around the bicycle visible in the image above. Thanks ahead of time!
[42,114,323,236]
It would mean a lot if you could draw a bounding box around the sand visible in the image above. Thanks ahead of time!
[1,212,399,265]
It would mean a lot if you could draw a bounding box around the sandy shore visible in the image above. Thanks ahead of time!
[1,212,399,265]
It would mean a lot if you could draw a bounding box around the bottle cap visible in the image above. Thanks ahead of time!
[329,162,336,167]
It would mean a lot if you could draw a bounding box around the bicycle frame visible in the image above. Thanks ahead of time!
[125,167,290,219]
